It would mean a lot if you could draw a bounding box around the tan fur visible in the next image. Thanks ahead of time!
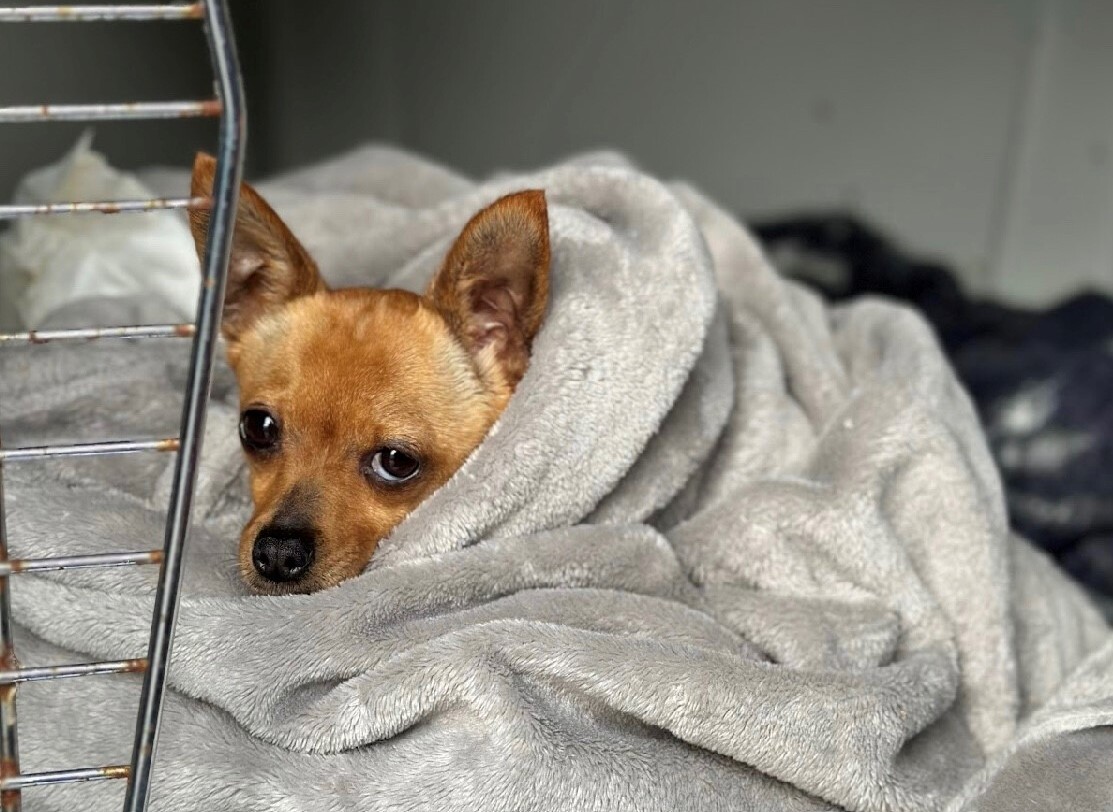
[190,154,550,594]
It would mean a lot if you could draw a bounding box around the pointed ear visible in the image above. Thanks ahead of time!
[189,152,326,344]
[427,190,551,390]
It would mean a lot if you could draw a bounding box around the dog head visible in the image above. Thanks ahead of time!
[189,154,550,594]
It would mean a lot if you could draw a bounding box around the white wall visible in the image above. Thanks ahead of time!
[249,0,1113,305]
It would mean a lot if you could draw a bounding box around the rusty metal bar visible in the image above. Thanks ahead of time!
[0,100,221,124]
[1,765,129,791]
[0,324,196,345]
[0,5,203,22]
[0,659,146,685]
[124,1,245,808]
[0,430,20,812]
[0,550,162,577]
[0,1,240,807]
[0,438,179,462]
[0,195,210,220]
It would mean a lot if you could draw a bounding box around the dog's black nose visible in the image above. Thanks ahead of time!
[252,528,315,583]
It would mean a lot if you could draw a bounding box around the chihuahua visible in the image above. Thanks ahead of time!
[188,154,551,594]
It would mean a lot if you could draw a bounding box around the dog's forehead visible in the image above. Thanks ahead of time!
[293,289,444,367]
[233,289,484,427]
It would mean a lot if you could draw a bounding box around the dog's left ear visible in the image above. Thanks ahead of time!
[428,190,551,390]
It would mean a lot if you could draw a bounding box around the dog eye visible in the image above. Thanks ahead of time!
[239,408,280,453]
[363,447,421,484]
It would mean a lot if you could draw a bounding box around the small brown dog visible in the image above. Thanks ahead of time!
[189,154,551,594]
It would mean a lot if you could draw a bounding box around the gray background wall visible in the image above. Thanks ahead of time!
[0,11,217,199]
[2,0,1111,306]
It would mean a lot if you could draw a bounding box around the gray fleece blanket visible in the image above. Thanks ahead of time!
[1,147,1111,812]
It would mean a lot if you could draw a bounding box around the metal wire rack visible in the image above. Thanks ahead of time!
[0,2,245,810]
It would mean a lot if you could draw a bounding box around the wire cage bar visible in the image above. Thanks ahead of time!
[0,1,245,810]
[0,100,221,124]
[0,196,210,220]
[3,765,130,791]
[0,660,147,685]
[0,5,203,22]
[0,437,180,462]
[0,550,164,578]
[0,324,196,345]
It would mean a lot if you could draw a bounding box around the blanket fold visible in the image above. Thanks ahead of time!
[1,146,1110,812]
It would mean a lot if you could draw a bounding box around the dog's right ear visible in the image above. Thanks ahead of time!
[189,153,326,344]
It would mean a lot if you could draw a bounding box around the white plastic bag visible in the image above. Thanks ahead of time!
[0,132,200,330]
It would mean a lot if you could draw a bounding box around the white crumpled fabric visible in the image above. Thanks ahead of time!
[0,132,199,331]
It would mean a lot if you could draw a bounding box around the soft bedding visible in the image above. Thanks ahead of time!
[1,146,1110,811]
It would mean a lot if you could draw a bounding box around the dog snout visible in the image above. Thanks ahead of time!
[252,525,316,583]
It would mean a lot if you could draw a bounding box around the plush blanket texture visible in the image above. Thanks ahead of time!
[1,147,1110,811]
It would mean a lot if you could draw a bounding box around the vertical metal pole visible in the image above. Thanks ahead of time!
[0,429,20,812]
[122,1,245,809]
